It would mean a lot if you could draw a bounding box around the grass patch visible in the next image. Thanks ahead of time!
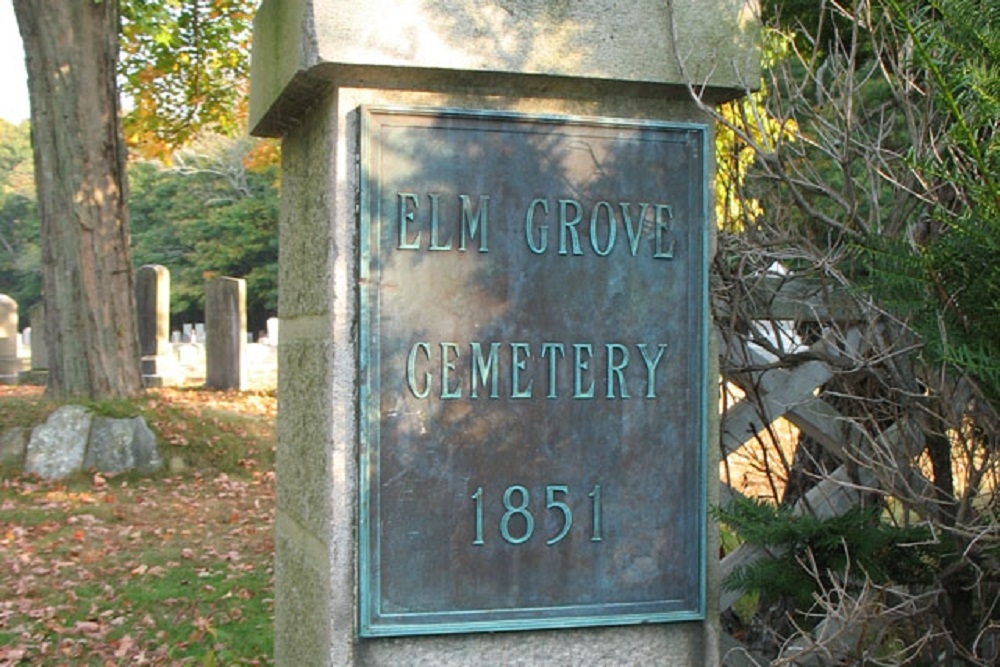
[146,392,275,475]
[0,390,54,431]
[77,397,143,419]
[0,386,275,665]
[115,560,273,661]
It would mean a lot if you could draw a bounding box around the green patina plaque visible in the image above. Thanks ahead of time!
[358,106,708,636]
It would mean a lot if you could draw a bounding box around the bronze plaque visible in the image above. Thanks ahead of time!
[359,106,708,636]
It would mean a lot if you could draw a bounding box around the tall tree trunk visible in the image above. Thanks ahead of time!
[14,0,142,399]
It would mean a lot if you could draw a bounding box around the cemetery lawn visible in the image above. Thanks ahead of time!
[0,385,276,666]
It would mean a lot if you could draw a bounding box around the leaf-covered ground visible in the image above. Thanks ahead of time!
[0,385,276,666]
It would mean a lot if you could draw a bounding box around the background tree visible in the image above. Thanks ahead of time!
[12,0,260,399]
[120,0,254,160]
[129,135,279,333]
[14,0,141,398]
[0,119,40,310]
[0,130,279,341]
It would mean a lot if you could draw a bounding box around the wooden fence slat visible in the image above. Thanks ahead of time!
[718,326,940,613]
[715,275,863,322]
[721,359,834,457]
[721,333,850,460]
[715,282,942,660]
[782,397,854,461]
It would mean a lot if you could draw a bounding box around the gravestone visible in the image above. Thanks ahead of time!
[30,305,45,369]
[135,264,173,387]
[250,1,757,664]
[19,304,48,385]
[205,277,247,391]
[266,317,279,346]
[0,295,18,384]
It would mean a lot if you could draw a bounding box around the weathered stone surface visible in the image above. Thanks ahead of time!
[84,415,163,475]
[23,407,163,479]
[205,276,248,391]
[136,265,170,357]
[136,265,175,386]
[168,455,187,474]
[24,405,92,480]
[250,0,761,136]
[0,427,27,465]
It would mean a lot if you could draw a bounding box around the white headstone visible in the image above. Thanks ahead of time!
[0,295,19,383]
[266,317,279,346]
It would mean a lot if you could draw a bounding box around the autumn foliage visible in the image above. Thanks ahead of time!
[120,0,257,160]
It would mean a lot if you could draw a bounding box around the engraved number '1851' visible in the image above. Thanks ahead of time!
[471,484,603,546]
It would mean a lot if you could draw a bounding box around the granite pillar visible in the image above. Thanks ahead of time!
[250,1,757,664]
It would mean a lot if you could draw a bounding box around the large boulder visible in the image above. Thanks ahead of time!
[21,405,163,480]
[24,405,92,479]
[84,415,162,475]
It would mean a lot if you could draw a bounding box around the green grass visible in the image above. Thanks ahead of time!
[114,562,274,661]
[149,400,275,475]
[0,392,55,430]
[0,387,276,665]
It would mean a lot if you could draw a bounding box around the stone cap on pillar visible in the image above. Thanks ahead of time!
[249,0,761,137]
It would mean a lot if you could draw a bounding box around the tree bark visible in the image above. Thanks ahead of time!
[14,0,142,399]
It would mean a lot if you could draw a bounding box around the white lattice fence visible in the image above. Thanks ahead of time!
[715,279,940,614]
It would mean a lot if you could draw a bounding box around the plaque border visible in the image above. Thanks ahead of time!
[357,105,710,637]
